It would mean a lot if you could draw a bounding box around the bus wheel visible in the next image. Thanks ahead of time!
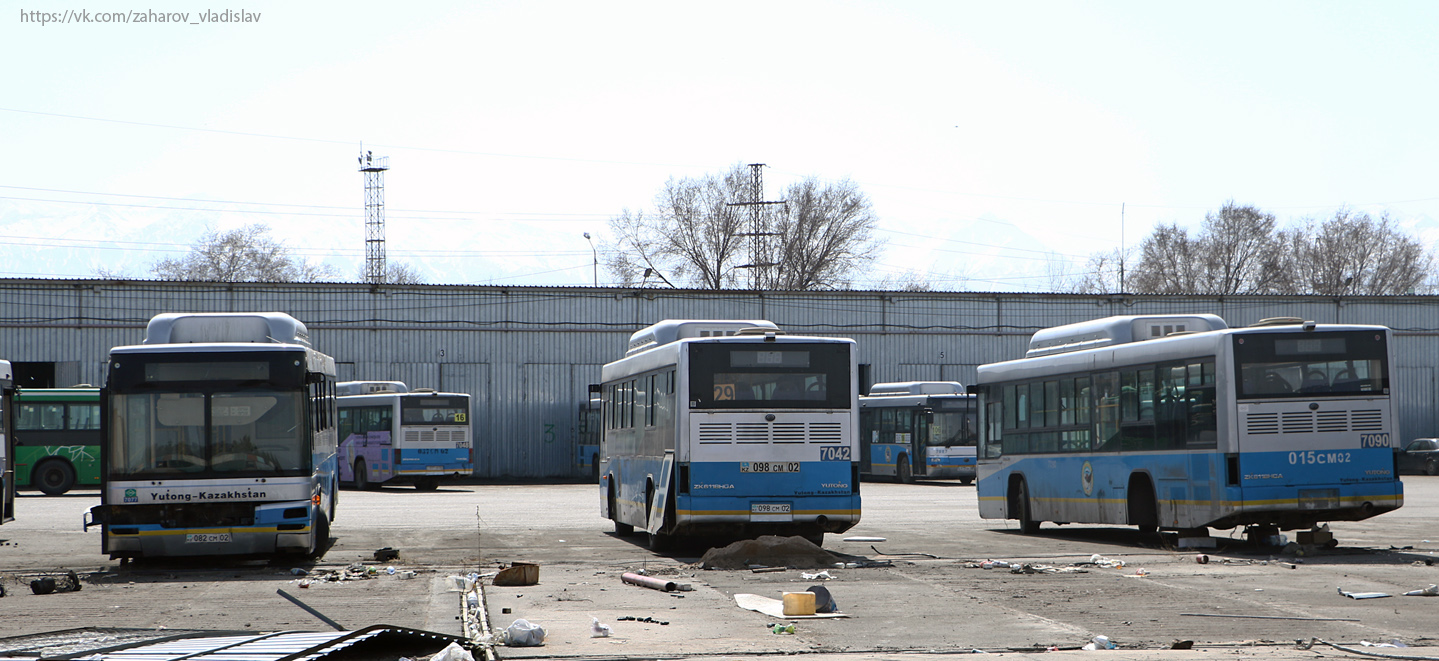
[591,454,600,482]
[896,457,914,484]
[35,460,76,496]
[960,477,974,486]
[804,532,825,547]
[1015,479,1040,534]
[647,530,672,552]
[1128,477,1159,534]
[413,478,439,491]
[308,511,331,559]
[354,460,373,491]
[610,484,634,536]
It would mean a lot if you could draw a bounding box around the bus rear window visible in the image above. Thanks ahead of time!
[689,342,851,409]
[1234,330,1388,399]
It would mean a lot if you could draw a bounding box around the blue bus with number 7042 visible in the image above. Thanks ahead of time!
[598,320,861,550]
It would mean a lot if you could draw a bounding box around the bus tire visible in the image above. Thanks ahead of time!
[609,483,634,536]
[1128,476,1160,534]
[1014,479,1040,534]
[591,454,600,483]
[646,530,671,552]
[413,478,439,491]
[329,479,338,523]
[804,532,825,547]
[308,511,331,559]
[960,477,974,486]
[354,459,373,491]
[896,456,914,484]
[34,460,76,496]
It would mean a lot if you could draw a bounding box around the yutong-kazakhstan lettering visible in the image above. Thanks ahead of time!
[148,489,267,502]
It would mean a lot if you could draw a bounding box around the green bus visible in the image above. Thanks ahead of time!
[14,387,101,495]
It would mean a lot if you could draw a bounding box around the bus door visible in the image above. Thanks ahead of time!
[910,409,930,478]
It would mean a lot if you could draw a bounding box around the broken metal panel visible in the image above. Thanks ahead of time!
[3,626,469,661]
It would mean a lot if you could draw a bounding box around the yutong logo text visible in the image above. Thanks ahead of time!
[147,489,267,502]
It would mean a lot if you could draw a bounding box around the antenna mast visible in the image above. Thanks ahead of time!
[727,163,785,289]
[359,149,390,284]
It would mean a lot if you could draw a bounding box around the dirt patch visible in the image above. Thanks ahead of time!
[700,535,839,570]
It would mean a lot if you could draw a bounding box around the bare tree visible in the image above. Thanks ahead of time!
[1195,202,1283,294]
[151,224,338,282]
[605,164,883,290]
[1061,248,1127,293]
[1128,224,1202,294]
[1280,209,1431,295]
[1126,202,1283,295]
[354,261,427,284]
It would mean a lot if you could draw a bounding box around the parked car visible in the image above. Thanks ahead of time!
[1398,438,1439,475]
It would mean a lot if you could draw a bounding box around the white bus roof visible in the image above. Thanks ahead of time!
[1025,314,1228,358]
[867,381,965,396]
[337,381,409,396]
[144,312,312,348]
[625,319,779,356]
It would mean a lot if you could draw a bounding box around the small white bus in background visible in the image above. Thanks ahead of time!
[336,381,473,491]
[975,314,1402,544]
[859,381,979,484]
[599,319,861,550]
[85,312,338,559]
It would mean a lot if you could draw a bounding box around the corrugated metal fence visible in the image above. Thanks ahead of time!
[3,279,1436,478]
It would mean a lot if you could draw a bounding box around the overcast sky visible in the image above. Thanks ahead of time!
[4,1,1436,290]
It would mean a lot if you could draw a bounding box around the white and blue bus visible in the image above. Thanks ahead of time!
[85,312,338,559]
[599,320,861,549]
[336,381,473,491]
[860,382,978,484]
[0,360,14,525]
[975,314,1402,542]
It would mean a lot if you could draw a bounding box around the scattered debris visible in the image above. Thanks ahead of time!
[770,623,795,635]
[1404,584,1439,597]
[808,585,837,613]
[1086,554,1126,568]
[1194,554,1209,564]
[623,572,678,592]
[869,545,938,558]
[1360,641,1407,648]
[1182,613,1359,622]
[589,617,612,638]
[701,536,839,570]
[842,536,886,543]
[735,593,849,619]
[1171,640,1194,650]
[494,562,539,586]
[426,641,476,661]
[750,566,785,573]
[1338,587,1391,599]
[277,588,346,631]
[374,547,400,562]
[499,619,545,647]
[1082,635,1116,650]
[616,615,668,625]
[782,591,816,616]
[801,570,833,580]
[30,570,82,595]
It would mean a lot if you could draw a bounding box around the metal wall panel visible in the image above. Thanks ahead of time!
[4,279,1439,477]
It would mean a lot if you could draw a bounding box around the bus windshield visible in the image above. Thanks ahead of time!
[1235,330,1388,399]
[930,409,977,446]
[688,342,851,409]
[110,390,309,477]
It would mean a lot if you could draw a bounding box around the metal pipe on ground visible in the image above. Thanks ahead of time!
[622,572,677,592]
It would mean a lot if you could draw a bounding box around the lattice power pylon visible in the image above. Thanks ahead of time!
[726,163,785,289]
[359,150,390,284]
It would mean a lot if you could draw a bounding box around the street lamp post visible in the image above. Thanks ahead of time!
[583,232,597,287]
